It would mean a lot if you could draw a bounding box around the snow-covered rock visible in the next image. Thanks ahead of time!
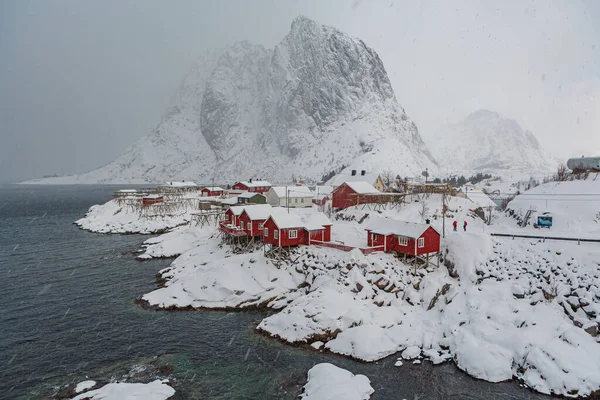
[27,16,437,184]
[70,379,175,400]
[74,380,96,393]
[426,109,556,176]
[301,363,374,400]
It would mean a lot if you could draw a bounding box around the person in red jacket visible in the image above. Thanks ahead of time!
[463,220,468,231]
[453,220,458,231]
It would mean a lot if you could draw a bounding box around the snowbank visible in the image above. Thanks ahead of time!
[137,224,215,259]
[71,379,175,400]
[301,363,374,400]
[74,380,96,393]
[142,240,304,309]
[503,174,600,236]
[75,199,190,234]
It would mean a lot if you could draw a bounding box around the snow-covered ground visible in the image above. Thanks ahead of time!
[75,199,191,234]
[301,363,373,400]
[70,379,175,400]
[75,191,226,234]
[138,201,600,397]
[77,176,600,397]
[500,173,600,237]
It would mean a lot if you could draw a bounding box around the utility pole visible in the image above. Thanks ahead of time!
[442,192,446,238]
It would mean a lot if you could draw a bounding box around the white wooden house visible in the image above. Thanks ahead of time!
[266,186,314,208]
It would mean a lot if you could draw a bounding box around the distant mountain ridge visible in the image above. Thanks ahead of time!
[425,109,556,176]
[25,16,437,184]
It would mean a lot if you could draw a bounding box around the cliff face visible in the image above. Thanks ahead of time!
[32,16,437,184]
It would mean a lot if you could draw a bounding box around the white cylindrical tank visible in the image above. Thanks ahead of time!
[567,156,600,172]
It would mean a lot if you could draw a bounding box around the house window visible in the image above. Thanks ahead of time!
[264,228,268,237]
[418,237,425,248]
[259,223,264,230]
[371,233,377,243]
[400,236,408,246]
[289,230,297,239]
[274,230,279,239]
[241,221,245,230]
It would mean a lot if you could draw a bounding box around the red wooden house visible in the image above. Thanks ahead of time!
[365,219,440,256]
[201,186,225,197]
[263,209,332,247]
[231,180,272,194]
[142,194,163,206]
[237,204,273,237]
[332,181,380,209]
[219,206,247,236]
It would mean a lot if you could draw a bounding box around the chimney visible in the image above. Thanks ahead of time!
[361,170,366,176]
[351,170,356,176]
[249,178,252,183]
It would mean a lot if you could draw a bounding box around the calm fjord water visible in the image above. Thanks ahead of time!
[0,185,545,399]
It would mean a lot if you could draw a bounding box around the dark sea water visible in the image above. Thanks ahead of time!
[0,185,547,399]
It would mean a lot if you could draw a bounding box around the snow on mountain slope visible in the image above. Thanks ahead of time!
[426,110,556,177]
[26,16,437,184]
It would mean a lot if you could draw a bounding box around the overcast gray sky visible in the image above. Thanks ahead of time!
[1,0,598,182]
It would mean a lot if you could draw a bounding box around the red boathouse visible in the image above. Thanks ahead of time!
[332,181,380,210]
[237,204,273,237]
[201,186,224,197]
[263,209,331,248]
[365,219,440,256]
[231,180,272,194]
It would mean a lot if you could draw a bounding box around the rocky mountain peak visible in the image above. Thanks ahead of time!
[30,17,438,184]
[426,110,554,175]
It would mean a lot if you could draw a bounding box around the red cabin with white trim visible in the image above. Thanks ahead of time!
[263,210,331,247]
[238,205,273,237]
[231,180,272,194]
[332,181,380,210]
[142,195,163,206]
[365,219,440,256]
[201,186,224,197]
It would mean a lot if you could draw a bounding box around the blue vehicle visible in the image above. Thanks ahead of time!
[537,215,553,228]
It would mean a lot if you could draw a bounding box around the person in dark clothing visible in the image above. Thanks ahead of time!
[463,220,468,231]
[453,220,457,231]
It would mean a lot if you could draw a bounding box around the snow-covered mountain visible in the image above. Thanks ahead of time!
[425,110,556,177]
[27,16,437,185]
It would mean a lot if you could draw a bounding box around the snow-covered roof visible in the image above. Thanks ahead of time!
[465,188,497,208]
[221,197,239,205]
[116,189,137,193]
[342,181,380,194]
[268,208,331,230]
[268,208,304,229]
[201,186,224,191]
[163,181,198,187]
[237,180,272,188]
[365,218,438,239]
[227,205,246,215]
[144,194,163,199]
[314,186,333,195]
[270,185,314,198]
[238,192,264,199]
[327,173,381,187]
[241,204,273,220]
[299,212,332,231]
